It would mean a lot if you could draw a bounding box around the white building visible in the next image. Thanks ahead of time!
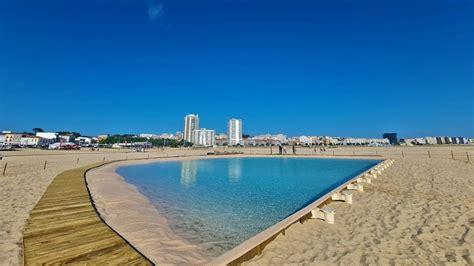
[274,134,287,143]
[184,114,200,143]
[298,136,313,145]
[139,133,156,138]
[75,137,92,145]
[158,133,175,139]
[36,132,58,140]
[192,128,215,147]
[20,136,49,146]
[228,118,243,146]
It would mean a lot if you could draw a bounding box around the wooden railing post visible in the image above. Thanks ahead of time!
[2,163,7,176]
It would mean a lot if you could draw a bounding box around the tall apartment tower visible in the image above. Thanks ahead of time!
[184,114,200,143]
[228,118,243,146]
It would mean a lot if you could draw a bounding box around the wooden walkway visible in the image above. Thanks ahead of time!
[23,162,152,265]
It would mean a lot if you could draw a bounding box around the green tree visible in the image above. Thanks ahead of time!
[33,128,44,133]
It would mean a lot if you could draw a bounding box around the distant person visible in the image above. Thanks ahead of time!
[278,145,283,155]
[292,145,296,155]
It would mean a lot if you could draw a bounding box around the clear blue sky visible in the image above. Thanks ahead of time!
[1,0,472,138]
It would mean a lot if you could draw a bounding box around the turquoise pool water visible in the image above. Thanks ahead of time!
[117,157,380,257]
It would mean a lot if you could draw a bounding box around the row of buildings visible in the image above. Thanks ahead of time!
[241,135,391,147]
[0,132,50,147]
[182,114,243,147]
[0,131,97,147]
[400,136,472,146]
[2,127,472,149]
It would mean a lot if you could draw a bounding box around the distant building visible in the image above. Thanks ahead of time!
[382,133,398,145]
[192,128,215,147]
[76,137,92,145]
[184,114,200,143]
[36,132,58,140]
[215,133,228,146]
[0,134,5,144]
[175,131,183,140]
[444,136,452,144]
[436,137,445,144]
[20,135,49,146]
[298,136,313,146]
[4,133,22,145]
[59,134,75,143]
[228,118,243,146]
[139,133,156,138]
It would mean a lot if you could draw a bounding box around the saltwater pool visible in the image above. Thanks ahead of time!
[117,157,380,257]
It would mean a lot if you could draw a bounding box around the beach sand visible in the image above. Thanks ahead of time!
[0,148,203,266]
[1,146,473,265]
[244,153,474,265]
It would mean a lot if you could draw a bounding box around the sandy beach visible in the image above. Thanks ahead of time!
[1,146,473,265]
[245,151,474,265]
[0,148,204,265]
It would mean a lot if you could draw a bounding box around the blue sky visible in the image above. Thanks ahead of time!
[1,0,472,137]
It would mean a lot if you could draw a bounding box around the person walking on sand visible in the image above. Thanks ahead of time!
[278,145,283,155]
[292,145,296,155]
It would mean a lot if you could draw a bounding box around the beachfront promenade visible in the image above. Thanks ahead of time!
[22,162,151,265]
[1,146,473,265]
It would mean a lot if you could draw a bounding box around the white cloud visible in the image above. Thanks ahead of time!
[147,1,164,21]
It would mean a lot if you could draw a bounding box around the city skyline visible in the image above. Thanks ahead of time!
[1,0,472,137]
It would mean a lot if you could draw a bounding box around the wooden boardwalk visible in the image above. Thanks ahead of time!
[23,162,152,265]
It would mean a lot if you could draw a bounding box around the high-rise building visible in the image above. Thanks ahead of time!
[382,133,398,145]
[228,118,243,146]
[184,114,199,143]
[192,128,215,147]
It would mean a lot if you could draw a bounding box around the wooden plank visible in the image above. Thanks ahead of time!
[23,162,152,265]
